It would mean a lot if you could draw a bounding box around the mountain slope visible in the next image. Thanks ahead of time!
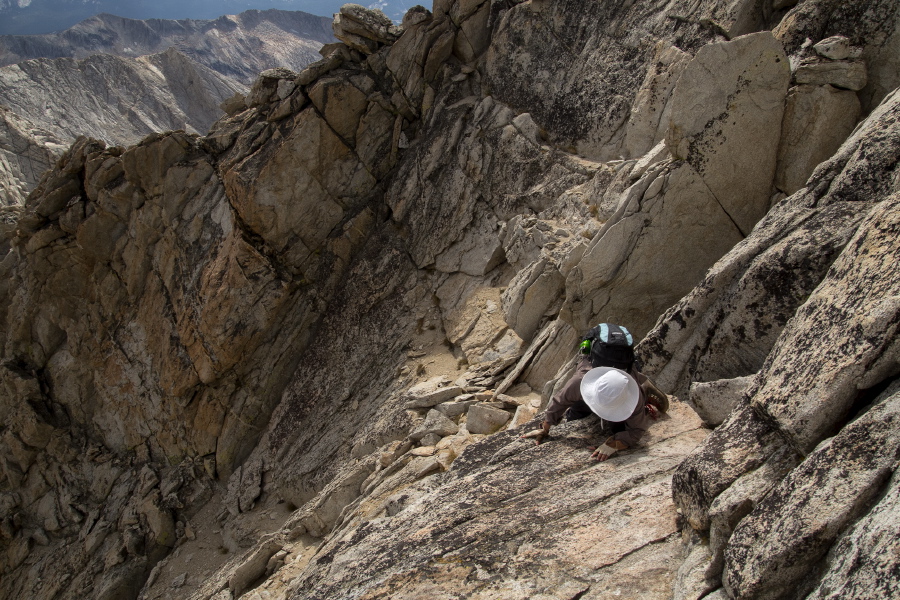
[0,10,335,84]
[0,106,67,207]
[0,47,245,205]
[0,9,336,206]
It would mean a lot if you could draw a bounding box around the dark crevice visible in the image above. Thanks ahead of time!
[847,372,900,424]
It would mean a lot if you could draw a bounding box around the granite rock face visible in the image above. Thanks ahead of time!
[1,1,899,600]
[645,82,900,600]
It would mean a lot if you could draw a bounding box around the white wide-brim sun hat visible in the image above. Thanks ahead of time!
[580,366,640,422]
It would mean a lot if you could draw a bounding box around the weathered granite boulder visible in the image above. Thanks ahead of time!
[464,403,511,434]
[672,404,796,532]
[560,31,791,337]
[666,31,790,236]
[688,375,755,426]
[775,83,861,194]
[774,0,900,112]
[334,5,401,49]
[403,377,464,409]
[812,35,860,60]
[410,409,460,441]
[793,57,868,90]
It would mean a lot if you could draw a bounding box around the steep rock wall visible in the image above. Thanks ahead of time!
[642,68,900,600]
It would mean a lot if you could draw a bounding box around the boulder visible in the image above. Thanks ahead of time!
[773,0,900,112]
[433,215,505,276]
[410,409,460,441]
[332,3,406,57]
[812,36,859,60]
[403,377,463,408]
[509,405,538,428]
[246,68,296,107]
[452,0,491,63]
[775,84,861,194]
[706,444,799,574]
[688,375,755,427]
[336,5,400,46]
[672,539,720,600]
[439,285,527,370]
[672,405,795,532]
[465,404,511,435]
[793,58,868,91]
[434,398,475,420]
[666,31,791,236]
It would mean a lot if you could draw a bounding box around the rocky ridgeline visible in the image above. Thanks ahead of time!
[0,1,898,600]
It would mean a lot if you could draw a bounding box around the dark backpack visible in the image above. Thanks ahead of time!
[581,323,635,370]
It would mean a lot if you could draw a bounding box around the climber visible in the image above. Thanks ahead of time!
[522,323,669,461]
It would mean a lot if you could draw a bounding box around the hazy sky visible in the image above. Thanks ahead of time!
[0,1,418,35]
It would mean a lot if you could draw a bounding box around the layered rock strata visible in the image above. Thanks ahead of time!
[0,1,898,600]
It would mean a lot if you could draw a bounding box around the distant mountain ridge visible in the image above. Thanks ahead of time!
[0,9,335,84]
[0,8,336,206]
[0,47,246,205]
[0,0,347,35]
[0,48,245,144]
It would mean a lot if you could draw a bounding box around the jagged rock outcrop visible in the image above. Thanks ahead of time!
[1,1,899,600]
[0,10,335,85]
[642,75,900,600]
